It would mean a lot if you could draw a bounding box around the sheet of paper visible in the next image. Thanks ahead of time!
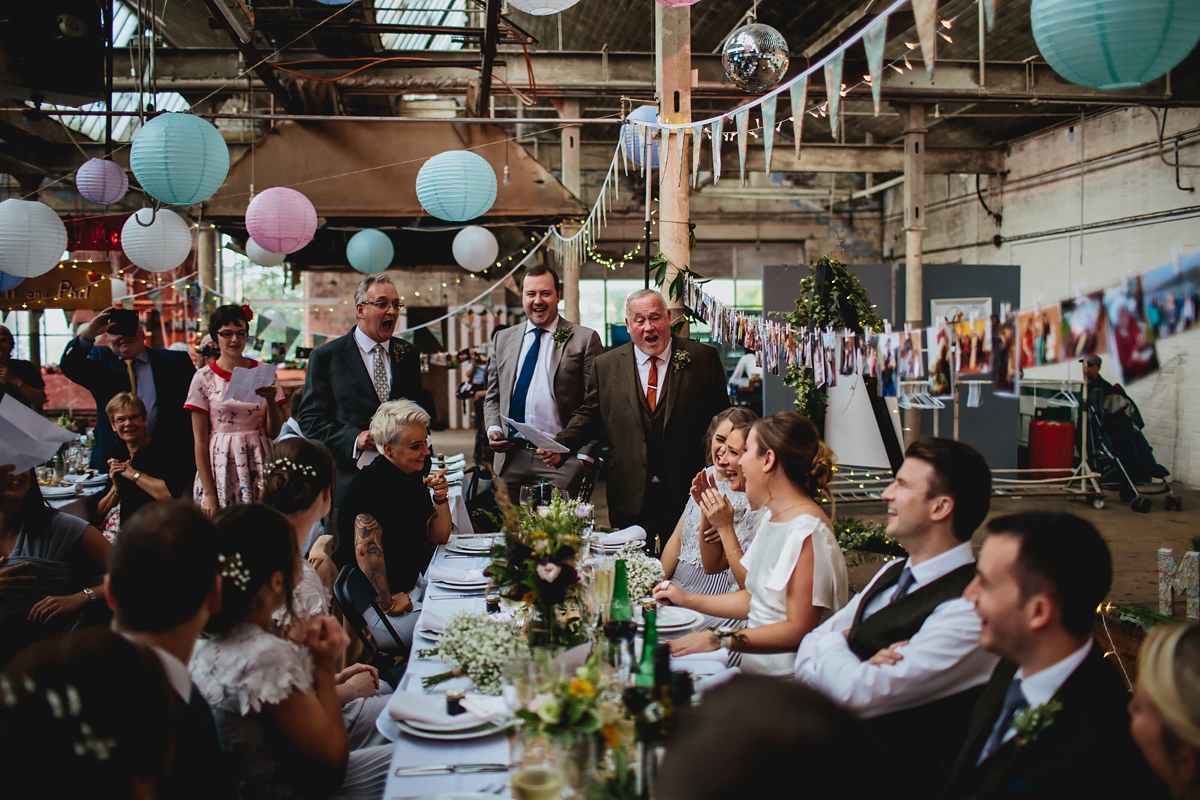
[500,415,569,454]
[0,396,79,473]
[222,363,277,404]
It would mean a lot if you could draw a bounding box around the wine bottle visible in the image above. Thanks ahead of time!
[609,559,632,622]
[604,559,636,668]
[635,599,658,689]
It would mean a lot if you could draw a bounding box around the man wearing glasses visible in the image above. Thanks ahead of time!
[298,274,431,506]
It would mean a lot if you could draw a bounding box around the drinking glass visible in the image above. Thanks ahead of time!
[511,735,565,800]
[519,485,536,507]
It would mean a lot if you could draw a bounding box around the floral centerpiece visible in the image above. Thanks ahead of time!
[615,542,665,601]
[419,611,528,695]
[486,484,593,648]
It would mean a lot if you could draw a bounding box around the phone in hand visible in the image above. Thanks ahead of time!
[107,309,140,338]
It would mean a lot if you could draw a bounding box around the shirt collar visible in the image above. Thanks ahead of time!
[130,348,150,364]
[634,341,672,366]
[355,325,389,355]
[1016,638,1094,707]
[208,359,257,381]
[120,634,191,701]
[905,541,975,590]
[525,317,558,336]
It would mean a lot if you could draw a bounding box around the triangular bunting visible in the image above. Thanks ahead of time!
[311,333,328,347]
[691,124,703,188]
[675,126,686,187]
[761,95,777,175]
[983,0,996,32]
[736,108,750,185]
[711,117,724,184]
[659,129,669,186]
[863,16,888,117]
[254,312,273,339]
[282,325,301,353]
[912,0,938,79]
[429,321,445,347]
[790,76,808,157]
[824,50,845,140]
[148,288,164,314]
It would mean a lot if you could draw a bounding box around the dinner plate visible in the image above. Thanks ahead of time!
[63,474,106,486]
[396,719,514,741]
[637,606,703,631]
[414,794,502,800]
[403,714,501,734]
[446,539,497,555]
[40,484,81,497]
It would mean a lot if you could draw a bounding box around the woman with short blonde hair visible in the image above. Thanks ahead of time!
[1130,622,1200,799]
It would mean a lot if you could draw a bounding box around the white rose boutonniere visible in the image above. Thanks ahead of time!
[671,350,691,373]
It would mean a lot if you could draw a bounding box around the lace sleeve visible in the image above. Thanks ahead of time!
[273,561,331,632]
[192,625,314,716]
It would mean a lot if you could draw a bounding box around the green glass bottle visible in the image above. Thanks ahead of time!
[635,599,658,689]
[609,559,632,622]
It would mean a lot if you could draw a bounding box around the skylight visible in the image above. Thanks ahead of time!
[375,0,469,51]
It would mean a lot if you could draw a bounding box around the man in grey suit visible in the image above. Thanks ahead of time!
[484,264,603,499]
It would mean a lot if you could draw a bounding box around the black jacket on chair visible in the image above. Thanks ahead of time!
[940,643,1168,800]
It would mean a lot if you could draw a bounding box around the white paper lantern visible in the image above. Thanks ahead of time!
[0,199,68,278]
[246,237,286,267]
[111,278,129,300]
[452,226,499,273]
[506,0,580,14]
[121,208,193,272]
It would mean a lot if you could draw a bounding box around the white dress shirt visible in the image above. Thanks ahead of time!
[510,319,562,436]
[793,541,999,719]
[995,638,1093,748]
[634,342,671,404]
[354,325,392,388]
[121,633,191,701]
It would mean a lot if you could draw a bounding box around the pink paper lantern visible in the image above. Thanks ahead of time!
[76,158,129,205]
[245,187,317,254]
[654,0,703,6]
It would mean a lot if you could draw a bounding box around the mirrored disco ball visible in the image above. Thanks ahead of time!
[721,23,790,93]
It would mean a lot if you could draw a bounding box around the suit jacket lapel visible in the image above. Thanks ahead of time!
[621,346,644,421]
[548,318,570,386]
[340,327,378,400]
[387,338,410,398]
[500,326,525,414]
[661,339,686,426]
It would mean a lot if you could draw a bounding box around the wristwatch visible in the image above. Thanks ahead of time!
[82,587,97,603]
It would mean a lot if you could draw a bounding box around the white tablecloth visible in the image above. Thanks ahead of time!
[47,483,106,521]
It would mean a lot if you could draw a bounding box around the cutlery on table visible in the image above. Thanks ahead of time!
[394,763,511,777]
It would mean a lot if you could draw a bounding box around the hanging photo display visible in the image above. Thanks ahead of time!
[839,329,858,376]
[993,310,1019,398]
[898,330,925,380]
[1136,252,1200,341]
[1017,305,1062,369]
[954,318,993,376]
[1104,283,1160,383]
[822,330,839,388]
[877,332,899,397]
[927,324,955,400]
[1060,290,1108,360]
[861,333,879,378]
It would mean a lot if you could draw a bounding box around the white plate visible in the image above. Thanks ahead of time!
[415,794,501,800]
[39,484,81,497]
[403,714,501,734]
[396,719,514,741]
[638,606,703,631]
[447,540,497,555]
[63,474,106,486]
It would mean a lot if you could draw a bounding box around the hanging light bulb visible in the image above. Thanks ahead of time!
[939,32,953,43]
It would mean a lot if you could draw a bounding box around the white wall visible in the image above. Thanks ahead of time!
[885,107,1200,484]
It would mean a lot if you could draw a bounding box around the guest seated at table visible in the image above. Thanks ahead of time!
[191,503,392,800]
[659,407,758,628]
[657,674,884,800]
[0,465,111,666]
[96,392,191,540]
[336,399,451,650]
[653,413,848,677]
[0,324,47,409]
[0,628,177,798]
[1130,622,1200,800]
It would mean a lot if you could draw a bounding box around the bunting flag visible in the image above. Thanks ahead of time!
[311,333,329,347]
[429,321,445,347]
[711,117,724,184]
[761,95,777,175]
[863,16,888,117]
[675,125,686,187]
[282,325,301,353]
[147,289,163,315]
[983,0,996,31]
[736,108,750,186]
[659,129,669,186]
[254,312,273,339]
[790,76,808,158]
[824,50,845,140]
[691,124,704,187]
[912,0,938,79]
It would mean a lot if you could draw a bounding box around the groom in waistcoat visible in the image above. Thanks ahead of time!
[794,438,1000,798]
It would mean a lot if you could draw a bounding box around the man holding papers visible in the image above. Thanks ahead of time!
[484,265,603,499]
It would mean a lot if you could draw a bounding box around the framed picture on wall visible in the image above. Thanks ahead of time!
[930,297,992,326]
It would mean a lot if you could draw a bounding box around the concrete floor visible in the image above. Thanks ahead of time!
[431,427,1197,610]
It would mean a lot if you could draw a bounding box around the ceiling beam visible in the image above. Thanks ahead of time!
[198,0,302,114]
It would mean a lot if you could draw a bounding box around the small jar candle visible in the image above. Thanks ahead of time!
[445,689,465,716]
[485,594,501,614]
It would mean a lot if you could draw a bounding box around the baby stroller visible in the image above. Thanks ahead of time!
[1084,387,1176,513]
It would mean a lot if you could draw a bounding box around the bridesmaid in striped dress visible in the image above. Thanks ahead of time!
[659,407,759,629]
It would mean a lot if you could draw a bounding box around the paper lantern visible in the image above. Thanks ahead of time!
[111,278,129,300]
[722,23,790,93]
[415,151,497,222]
[0,199,68,278]
[346,229,394,274]
[452,226,499,273]
[313,0,354,4]
[0,272,23,292]
[506,0,580,14]
[1031,0,1200,90]
[245,237,286,267]
[655,0,703,5]
[121,208,192,273]
[245,187,317,254]
[129,112,230,206]
[623,105,662,169]
[76,158,129,205]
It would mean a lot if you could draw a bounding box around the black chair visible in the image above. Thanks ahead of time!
[576,457,603,503]
[333,566,407,689]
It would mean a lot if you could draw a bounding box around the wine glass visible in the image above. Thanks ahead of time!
[519,485,536,507]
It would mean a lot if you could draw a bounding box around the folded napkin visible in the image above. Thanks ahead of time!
[598,526,647,547]
[441,470,465,483]
[388,690,508,726]
[428,565,488,584]
[460,695,511,724]
[669,647,731,665]
[418,599,481,633]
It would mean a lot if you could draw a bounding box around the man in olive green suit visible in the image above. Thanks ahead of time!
[539,290,730,550]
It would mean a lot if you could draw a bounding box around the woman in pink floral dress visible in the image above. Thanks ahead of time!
[186,304,285,513]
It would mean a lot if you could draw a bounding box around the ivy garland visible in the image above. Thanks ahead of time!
[782,256,885,429]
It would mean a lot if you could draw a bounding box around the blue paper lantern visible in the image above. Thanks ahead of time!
[130,112,230,205]
[623,105,661,169]
[1031,0,1200,90]
[0,271,22,292]
[347,229,394,274]
[415,151,497,222]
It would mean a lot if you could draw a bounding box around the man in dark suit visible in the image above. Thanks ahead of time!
[540,289,729,550]
[298,274,429,506]
[484,264,603,499]
[106,500,237,800]
[942,511,1167,799]
[60,307,195,474]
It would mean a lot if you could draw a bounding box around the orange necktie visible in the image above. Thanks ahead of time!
[647,356,658,412]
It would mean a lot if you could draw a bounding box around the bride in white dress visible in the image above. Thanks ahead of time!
[654,412,848,677]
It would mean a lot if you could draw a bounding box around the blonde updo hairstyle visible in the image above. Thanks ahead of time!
[1139,622,1200,787]
[751,412,836,513]
[260,437,336,515]
[370,398,431,449]
[703,406,761,466]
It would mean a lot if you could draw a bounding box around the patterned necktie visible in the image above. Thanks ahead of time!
[123,358,137,395]
[371,343,388,403]
[509,328,545,428]
[647,356,659,412]
[891,566,916,603]
[977,678,1027,764]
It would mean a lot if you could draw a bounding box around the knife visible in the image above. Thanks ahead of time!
[394,763,511,777]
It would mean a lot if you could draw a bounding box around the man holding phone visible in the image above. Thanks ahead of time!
[60,306,196,474]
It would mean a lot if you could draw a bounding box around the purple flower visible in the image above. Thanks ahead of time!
[575,504,593,519]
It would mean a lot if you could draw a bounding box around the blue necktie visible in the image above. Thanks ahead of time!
[509,328,544,431]
[977,678,1026,764]
[891,567,916,603]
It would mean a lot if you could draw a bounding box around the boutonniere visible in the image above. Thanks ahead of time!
[1011,699,1063,747]
[391,339,411,361]
[671,350,691,373]
[552,327,571,349]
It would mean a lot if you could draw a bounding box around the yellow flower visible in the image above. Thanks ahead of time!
[600,723,621,749]
[568,678,596,699]
[530,530,548,539]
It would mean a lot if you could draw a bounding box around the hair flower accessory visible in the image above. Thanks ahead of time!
[264,458,317,478]
[218,552,252,591]
[241,303,254,322]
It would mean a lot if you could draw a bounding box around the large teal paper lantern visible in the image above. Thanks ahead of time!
[1031,0,1200,90]
[130,112,230,205]
[415,151,497,222]
[347,229,394,274]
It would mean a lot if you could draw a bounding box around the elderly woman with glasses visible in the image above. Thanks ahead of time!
[337,399,451,649]
[185,304,284,514]
[0,324,46,410]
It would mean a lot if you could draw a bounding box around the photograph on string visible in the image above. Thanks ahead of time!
[1137,252,1200,341]
[1060,291,1108,360]
[954,318,993,376]
[1017,305,1063,369]
[927,324,954,400]
[993,312,1019,398]
[839,329,858,376]
[861,333,879,378]
[1103,283,1159,383]
[897,330,925,380]
[822,331,839,387]
[877,332,899,397]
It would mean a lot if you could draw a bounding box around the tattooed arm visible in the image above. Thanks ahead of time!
[354,514,413,615]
